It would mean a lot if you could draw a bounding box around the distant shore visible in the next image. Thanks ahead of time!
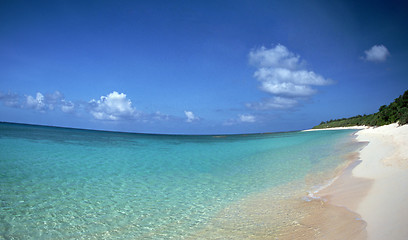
[302,126,368,131]
[309,123,408,239]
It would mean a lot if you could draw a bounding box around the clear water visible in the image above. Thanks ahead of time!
[0,123,360,239]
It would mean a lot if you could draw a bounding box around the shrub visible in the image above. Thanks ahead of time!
[313,89,408,128]
[399,108,408,125]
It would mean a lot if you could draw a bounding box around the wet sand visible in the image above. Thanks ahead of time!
[280,151,370,239]
[303,123,408,239]
[189,154,368,239]
[191,124,408,239]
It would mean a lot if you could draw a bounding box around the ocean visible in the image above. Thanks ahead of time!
[0,123,361,239]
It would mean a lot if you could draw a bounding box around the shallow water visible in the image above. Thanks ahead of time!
[0,123,360,239]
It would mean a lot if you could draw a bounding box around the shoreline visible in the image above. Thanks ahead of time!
[282,133,369,239]
[307,123,408,239]
[302,126,368,132]
[353,123,408,239]
[189,129,369,239]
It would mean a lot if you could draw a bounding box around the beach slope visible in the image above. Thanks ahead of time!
[353,123,408,239]
[305,123,408,239]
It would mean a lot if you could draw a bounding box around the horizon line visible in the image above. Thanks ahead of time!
[0,121,303,137]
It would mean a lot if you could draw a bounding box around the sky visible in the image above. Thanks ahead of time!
[1,0,408,134]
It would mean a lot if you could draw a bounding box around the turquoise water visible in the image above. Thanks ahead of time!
[0,123,359,239]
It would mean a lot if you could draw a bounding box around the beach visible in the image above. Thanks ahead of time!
[309,123,408,239]
[0,123,361,239]
[1,122,407,238]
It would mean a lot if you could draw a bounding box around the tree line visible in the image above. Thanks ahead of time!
[313,89,408,129]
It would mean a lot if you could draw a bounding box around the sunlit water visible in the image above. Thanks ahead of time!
[0,123,360,239]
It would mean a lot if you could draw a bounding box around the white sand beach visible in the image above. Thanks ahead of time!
[314,123,408,239]
[302,126,368,132]
[353,123,408,239]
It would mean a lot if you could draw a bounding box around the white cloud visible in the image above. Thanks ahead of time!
[249,44,301,69]
[44,91,64,110]
[255,68,331,87]
[224,114,257,125]
[259,79,316,97]
[239,114,256,123]
[0,92,21,107]
[89,91,137,121]
[2,90,180,123]
[61,100,75,113]
[184,110,199,123]
[25,91,76,112]
[247,96,298,110]
[152,111,170,121]
[363,45,390,62]
[26,92,46,110]
[248,44,333,109]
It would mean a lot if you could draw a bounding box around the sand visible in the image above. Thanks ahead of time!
[192,124,408,239]
[302,126,368,132]
[353,123,408,240]
[312,123,408,239]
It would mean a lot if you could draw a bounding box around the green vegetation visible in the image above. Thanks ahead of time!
[313,90,408,129]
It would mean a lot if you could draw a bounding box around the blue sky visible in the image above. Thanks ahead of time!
[1,0,407,134]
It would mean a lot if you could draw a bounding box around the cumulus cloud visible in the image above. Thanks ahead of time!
[239,114,256,123]
[1,90,78,113]
[88,91,138,121]
[249,44,301,69]
[363,45,390,62]
[25,91,76,112]
[248,44,333,109]
[184,110,199,123]
[26,92,46,110]
[1,90,179,124]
